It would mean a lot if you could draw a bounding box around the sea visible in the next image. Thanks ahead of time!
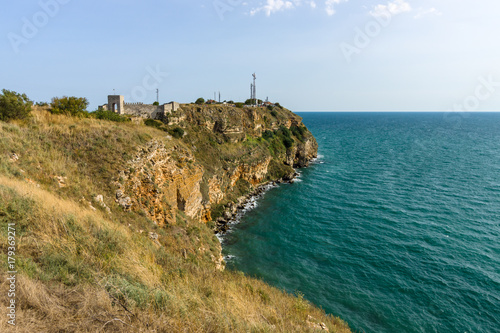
[220,112,500,333]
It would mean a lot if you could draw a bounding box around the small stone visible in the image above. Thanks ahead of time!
[9,153,19,162]
[223,211,232,220]
[117,196,132,210]
[54,176,67,188]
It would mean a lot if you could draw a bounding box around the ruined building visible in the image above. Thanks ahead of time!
[99,95,179,119]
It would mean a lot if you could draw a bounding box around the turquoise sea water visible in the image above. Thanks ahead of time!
[221,112,500,333]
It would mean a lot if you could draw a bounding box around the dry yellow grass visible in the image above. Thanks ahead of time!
[0,111,351,332]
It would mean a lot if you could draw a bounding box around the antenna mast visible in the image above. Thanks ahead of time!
[252,73,257,106]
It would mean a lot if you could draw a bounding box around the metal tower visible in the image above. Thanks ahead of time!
[252,73,257,106]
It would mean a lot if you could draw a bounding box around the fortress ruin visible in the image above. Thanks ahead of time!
[99,95,179,119]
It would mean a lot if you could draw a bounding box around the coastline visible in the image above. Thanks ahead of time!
[214,171,301,235]
[214,149,321,236]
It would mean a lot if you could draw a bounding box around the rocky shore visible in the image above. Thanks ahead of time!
[214,171,300,234]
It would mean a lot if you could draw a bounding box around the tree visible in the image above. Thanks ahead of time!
[50,96,89,116]
[91,110,130,122]
[195,97,205,105]
[0,89,33,121]
[245,98,263,105]
[153,101,160,106]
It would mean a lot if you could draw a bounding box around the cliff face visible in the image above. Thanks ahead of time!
[116,104,318,229]
[0,108,352,333]
[114,140,207,225]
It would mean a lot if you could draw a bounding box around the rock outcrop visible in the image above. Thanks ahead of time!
[114,140,206,225]
[113,104,318,268]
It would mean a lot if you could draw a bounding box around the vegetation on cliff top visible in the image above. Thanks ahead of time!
[0,105,350,332]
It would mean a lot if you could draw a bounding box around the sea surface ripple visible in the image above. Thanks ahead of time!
[221,112,500,333]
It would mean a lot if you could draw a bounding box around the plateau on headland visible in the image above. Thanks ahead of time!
[0,92,350,332]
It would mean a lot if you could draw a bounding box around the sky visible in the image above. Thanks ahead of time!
[1,0,500,111]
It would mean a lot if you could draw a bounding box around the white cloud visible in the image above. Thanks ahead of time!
[370,0,411,18]
[325,0,348,16]
[414,7,442,19]
[250,0,318,16]
[250,0,296,16]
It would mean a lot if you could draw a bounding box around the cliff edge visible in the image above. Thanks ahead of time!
[116,104,318,230]
[0,105,351,332]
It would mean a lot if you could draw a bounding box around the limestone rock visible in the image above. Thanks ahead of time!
[117,196,132,211]
[54,176,67,188]
[9,153,19,163]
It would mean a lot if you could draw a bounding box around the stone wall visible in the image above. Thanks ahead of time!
[99,96,180,119]
[121,102,180,119]
[124,103,162,119]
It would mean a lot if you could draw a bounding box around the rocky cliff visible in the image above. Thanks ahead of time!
[116,104,318,231]
[0,106,353,332]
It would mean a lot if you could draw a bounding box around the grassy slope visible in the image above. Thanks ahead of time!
[0,109,351,332]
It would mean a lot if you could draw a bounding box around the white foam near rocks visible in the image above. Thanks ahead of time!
[216,182,279,241]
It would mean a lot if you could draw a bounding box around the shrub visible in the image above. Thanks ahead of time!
[153,101,160,106]
[235,102,244,108]
[270,110,278,117]
[91,110,130,122]
[282,137,294,148]
[291,125,306,141]
[169,127,184,139]
[278,125,292,138]
[0,89,33,121]
[195,98,205,105]
[50,96,89,116]
[245,99,262,105]
[144,119,163,128]
[262,130,274,140]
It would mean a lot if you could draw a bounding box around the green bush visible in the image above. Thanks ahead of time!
[0,89,33,121]
[91,110,130,122]
[235,102,244,108]
[169,127,184,139]
[270,110,278,117]
[153,101,160,106]
[282,137,294,149]
[278,126,292,138]
[50,96,89,116]
[245,99,262,105]
[291,125,306,142]
[144,119,163,128]
[262,130,274,140]
[195,98,205,105]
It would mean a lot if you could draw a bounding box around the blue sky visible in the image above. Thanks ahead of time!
[1,0,499,111]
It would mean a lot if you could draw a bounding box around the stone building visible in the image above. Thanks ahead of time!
[99,95,179,119]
